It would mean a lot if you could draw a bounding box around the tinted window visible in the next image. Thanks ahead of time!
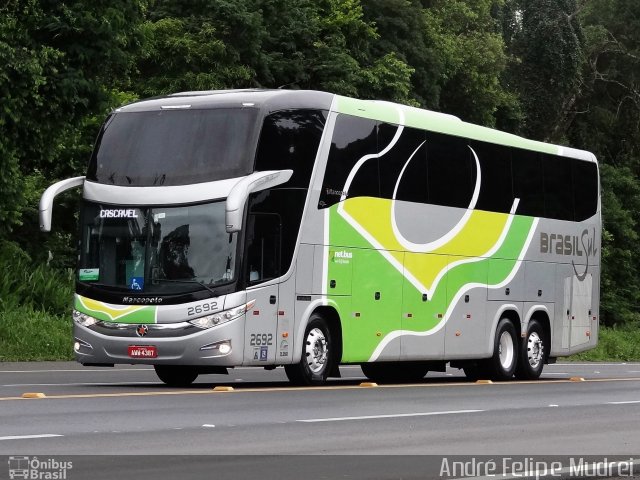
[474,142,513,213]
[427,132,475,208]
[318,113,598,221]
[246,188,307,280]
[543,154,574,221]
[88,109,258,186]
[254,110,327,188]
[573,160,598,221]
[319,115,378,208]
[379,124,427,202]
[512,150,544,217]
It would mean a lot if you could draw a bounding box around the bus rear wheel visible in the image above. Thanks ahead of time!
[285,314,333,386]
[515,319,546,380]
[154,365,198,387]
[485,318,518,381]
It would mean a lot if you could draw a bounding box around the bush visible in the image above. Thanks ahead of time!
[569,326,640,361]
[0,250,74,315]
[0,308,73,361]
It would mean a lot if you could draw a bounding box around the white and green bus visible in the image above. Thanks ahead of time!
[40,90,601,386]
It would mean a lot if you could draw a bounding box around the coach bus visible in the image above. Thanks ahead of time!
[39,89,601,386]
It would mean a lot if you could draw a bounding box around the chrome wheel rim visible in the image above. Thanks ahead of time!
[305,328,328,374]
[498,331,515,370]
[527,332,544,369]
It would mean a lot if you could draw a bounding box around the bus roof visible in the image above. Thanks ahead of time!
[116,89,595,163]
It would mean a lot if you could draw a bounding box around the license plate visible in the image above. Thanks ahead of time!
[128,345,157,358]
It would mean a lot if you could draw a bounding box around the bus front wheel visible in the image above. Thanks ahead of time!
[285,314,333,386]
[154,365,198,387]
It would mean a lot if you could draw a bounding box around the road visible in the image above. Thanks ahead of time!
[1,362,639,479]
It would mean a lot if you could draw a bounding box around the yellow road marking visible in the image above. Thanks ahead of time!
[1,376,639,402]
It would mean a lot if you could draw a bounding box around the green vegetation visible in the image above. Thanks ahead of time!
[569,327,640,362]
[0,242,74,360]
[0,309,73,361]
[1,0,639,360]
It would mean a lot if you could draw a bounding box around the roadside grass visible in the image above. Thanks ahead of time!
[0,247,74,360]
[568,326,640,362]
[0,308,73,361]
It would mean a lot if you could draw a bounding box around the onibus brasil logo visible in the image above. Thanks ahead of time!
[8,456,72,479]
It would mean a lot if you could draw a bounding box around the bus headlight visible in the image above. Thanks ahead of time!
[72,310,98,327]
[189,299,255,330]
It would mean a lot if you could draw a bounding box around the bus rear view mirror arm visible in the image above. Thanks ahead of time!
[39,176,85,232]
[225,170,293,233]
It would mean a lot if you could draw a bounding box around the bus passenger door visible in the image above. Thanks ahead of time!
[243,213,281,365]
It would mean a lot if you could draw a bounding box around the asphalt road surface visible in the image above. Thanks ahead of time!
[1,362,639,479]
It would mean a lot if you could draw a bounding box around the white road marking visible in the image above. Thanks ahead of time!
[202,424,216,428]
[608,400,640,405]
[548,404,559,407]
[556,362,633,366]
[0,434,62,441]
[0,368,152,374]
[1,382,159,387]
[298,409,483,423]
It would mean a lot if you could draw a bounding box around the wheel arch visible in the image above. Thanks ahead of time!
[524,305,551,361]
[488,304,521,355]
[292,299,343,371]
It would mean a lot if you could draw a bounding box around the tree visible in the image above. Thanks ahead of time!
[566,0,640,325]
[0,0,146,260]
[500,0,585,141]
[139,0,415,103]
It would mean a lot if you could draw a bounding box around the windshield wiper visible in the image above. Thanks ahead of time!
[153,278,218,296]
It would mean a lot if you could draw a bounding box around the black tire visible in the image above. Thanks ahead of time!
[361,362,429,384]
[285,314,333,386]
[485,318,518,381]
[515,319,547,380]
[154,365,199,387]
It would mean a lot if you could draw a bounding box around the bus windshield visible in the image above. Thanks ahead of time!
[87,108,259,186]
[78,201,237,295]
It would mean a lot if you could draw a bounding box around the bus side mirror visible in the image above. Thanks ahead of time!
[225,170,292,233]
[39,176,85,232]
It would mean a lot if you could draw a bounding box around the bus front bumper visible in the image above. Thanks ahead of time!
[72,318,245,366]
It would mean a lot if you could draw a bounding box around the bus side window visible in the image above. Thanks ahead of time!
[572,159,598,221]
[245,212,281,284]
[512,150,544,217]
[543,154,574,221]
[427,132,475,209]
[254,109,327,189]
[473,141,513,214]
[379,124,427,203]
[318,114,379,208]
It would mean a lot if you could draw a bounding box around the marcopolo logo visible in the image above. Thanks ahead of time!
[8,456,73,480]
[99,209,138,219]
